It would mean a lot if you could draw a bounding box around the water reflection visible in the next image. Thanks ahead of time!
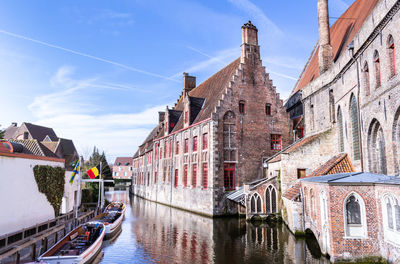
[100,191,329,264]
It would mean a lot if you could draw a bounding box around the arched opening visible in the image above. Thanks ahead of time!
[265,185,277,214]
[337,106,344,152]
[350,95,360,160]
[250,193,263,214]
[223,111,237,190]
[344,192,367,238]
[363,61,370,96]
[388,35,396,77]
[310,189,315,218]
[250,196,256,213]
[368,119,387,174]
[329,90,335,123]
[374,50,381,88]
[382,194,400,243]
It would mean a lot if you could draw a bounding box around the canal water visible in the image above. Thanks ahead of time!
[99,191,329,264]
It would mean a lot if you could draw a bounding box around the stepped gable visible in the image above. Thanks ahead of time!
[170,58,241,133]
[292,0,380,95]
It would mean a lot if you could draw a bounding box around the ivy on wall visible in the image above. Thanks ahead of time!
[33,165,65,216]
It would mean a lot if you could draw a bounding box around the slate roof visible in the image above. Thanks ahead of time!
[114,157,133,166]
[170,58,240,133]
[292,0,380,95]
[23,122,58,141]
[301,172,400,185]
[3,124,18,139]
[309,153,355,177]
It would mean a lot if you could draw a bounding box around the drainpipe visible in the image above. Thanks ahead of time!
[300,187,305,232]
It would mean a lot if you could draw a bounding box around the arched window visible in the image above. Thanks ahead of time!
[368,119,387,174]
[337,106,344,152]
[388,35,396,77]
[329,90,335,123]
[363,61,370,96]
[350,95,360,160]
[382,195,400,243]
[344,193,367,237]
[393,107,400,174]
[265,185,277,214]
[374,50,381,88]
[250,193,262,213]
[265,103,271,116]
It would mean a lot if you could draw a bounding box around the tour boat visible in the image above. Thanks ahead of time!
[105,202,126,217]
[90,211,123,239]
[38,222,105,264]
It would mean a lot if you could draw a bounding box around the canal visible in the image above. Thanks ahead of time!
[98,191,329,264]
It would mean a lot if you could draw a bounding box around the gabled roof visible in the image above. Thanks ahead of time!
[292,0,380,95]
[309,153,355,177]
[20,122,59,141]
[7,139,58,158]
[114,157,133,166]
[170,58,240,133]
[3,124,18,139]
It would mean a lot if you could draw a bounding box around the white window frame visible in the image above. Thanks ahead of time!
[343,192,368,239]
[382,194,400,245]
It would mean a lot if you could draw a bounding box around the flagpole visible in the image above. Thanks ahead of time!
[75,156,82,219]
[97,162,102,210]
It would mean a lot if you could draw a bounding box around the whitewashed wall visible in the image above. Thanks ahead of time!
[0,155,64,235]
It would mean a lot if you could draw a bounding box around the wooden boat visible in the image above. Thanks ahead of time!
[105,202,126,217]
[90,211,123,239]
[38,222,105,264]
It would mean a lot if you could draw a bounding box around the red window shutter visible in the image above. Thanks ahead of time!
[174,169,178,188]
[185,138,189,153]
[184,165,188,187]
[193,136,198,151]
[176,141,179,154]
[224,163,235,191]
[202,163,208,189]
[203,133,208,149]
[192,164,197,188]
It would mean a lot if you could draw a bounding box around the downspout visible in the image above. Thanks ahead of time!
[300,187,305,232]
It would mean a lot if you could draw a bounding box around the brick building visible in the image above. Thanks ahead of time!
[131,21,291,216]
[113,157,133,179]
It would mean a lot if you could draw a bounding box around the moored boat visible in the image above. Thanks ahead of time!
[90,211,123,239]
[105,202,126,217]
[38,222,105,264]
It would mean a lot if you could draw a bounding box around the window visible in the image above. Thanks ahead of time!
[192,164,197,188]
[223,111,237,162]
[363,62,370,96]
[183,165,188,187]
[271,134,281,150]
[239,100,245,114]
[350,95,360,160]
[193,136,198,152]
[23,132,29,139]
[374,50,381,88]
[174,169,178,188]
[250,194,262,213]
[202,163,208,189]
[344,193,367,238]
[329,90,335,123]
[119,167,122,171]
[155,143,159,160]
[154,172,157,184]
[310,104,315,130]
[224,163,235,191]
[265,185,277,214]
[265,104,271,116]
[164,141,167,158]
[184,138,189,153]
[388,35,396,77]
[297,127,304,139]
[124,172,127,177]
[367,119,387,174]
[382,195,400,244]
[169,139,172,157]
[337,107,344,152]
[202,133,208,150]
[176,141,179,155]
[297,169,306,179]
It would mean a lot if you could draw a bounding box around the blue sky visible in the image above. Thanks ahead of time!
[0,0,354,162]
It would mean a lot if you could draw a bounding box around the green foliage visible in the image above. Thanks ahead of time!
[33,165,65,216]
[82,146,113,181]
[0,126,4,139]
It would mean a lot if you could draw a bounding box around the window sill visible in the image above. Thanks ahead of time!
[343,236,368,240]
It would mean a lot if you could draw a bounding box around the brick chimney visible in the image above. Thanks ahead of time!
[241,21,260,63]
[318,0,333,74]
[183,73,196,93]
[158,111,165,124]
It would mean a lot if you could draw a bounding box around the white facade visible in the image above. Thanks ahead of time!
[0,155,65,235]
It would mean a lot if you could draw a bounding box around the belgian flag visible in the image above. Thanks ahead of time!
[87,164,100,179]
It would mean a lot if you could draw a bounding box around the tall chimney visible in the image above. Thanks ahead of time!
[318,0,333,74]
[241,21,260,63]
[158,111,165,124]
[183,73,196,93]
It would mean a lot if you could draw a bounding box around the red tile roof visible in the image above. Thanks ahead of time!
[114,157,133,166]
[283,182,301,201]
[292,0,380,95]
[309,153,355,177]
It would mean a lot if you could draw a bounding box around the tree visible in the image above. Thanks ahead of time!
[0,125,4,139]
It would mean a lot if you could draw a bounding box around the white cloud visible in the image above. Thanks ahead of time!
[28,66,170,162]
